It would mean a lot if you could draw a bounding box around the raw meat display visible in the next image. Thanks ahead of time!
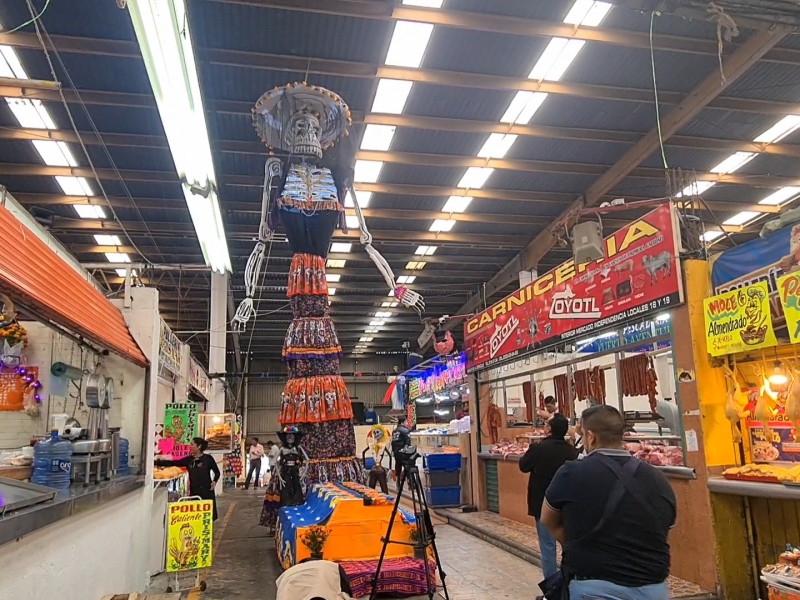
[624,441,683,466]
[619,354,659,412]
[553,374,571,417]
[573,367,606,404]
[488,439,529,459]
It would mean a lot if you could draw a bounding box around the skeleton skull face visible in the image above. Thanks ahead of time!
[286,112,322,157]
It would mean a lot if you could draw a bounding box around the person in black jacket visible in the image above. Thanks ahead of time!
[156,437,221,520]
[519,413,577,583]
[390,417,412,486]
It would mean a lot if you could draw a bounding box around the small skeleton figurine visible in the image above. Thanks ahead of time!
[276,426,309,508]
[233,82,425,331]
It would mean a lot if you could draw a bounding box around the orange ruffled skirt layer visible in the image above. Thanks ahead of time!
[288,253,328,298]
[279,375,353,423]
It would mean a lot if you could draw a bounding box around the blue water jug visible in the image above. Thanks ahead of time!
[32,430,73,490]
[118,437,130,475]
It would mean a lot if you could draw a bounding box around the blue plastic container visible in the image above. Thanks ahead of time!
[118,437,130,475]
[425,485,461,507]
[423,453,461,472]
[364,457,376,470]
[31,430,73,490]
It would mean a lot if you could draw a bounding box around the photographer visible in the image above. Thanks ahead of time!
[391,416,412,485]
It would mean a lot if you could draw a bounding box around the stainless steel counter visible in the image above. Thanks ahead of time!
[707,476,800,500]
[0,475,143,547]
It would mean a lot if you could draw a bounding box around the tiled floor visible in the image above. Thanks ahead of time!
[438,509,717,600]
[148,488,543,599]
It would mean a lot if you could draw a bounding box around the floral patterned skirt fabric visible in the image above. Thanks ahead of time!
[280,375,353,423]
[282,317,342,360]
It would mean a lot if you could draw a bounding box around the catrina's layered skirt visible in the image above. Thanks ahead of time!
[261,224,363,529]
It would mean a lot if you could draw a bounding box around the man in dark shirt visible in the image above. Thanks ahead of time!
[519,413,577,582]
[541,405,676,599]
[391,416,412,486]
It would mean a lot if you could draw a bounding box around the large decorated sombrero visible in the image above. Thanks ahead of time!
[277,425,304,445]
[253,81,352,151]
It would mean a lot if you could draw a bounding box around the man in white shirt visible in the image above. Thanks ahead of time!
[244,437,265,490]
[267,440,281,481]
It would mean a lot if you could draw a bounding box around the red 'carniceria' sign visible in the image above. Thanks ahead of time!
[464,204,683,371]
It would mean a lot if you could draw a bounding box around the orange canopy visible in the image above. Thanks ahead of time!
[0,203,148,367]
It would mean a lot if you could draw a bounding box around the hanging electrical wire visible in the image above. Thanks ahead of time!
[649,11,669,171]
[3,0,51,33]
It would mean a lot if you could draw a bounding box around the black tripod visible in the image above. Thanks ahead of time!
[369,456,450,600]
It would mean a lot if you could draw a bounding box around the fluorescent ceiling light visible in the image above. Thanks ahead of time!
[381,301,399,308]
[328,287,337,296]
[354,160,383,183]
[345,190,372,208]
[369,320,386,326]
[32,140,78,167]
[415,245,437,255]
[385,21,434,69]
[360,124,396,151]
[0,46,28,78]
[430,219,456,232]
[458,167,494,189]
[365,328,380,334]
[724,211,759,226]
[371,79,413,114]
[360,336,374,342]
[330,242,352,253]
[326,259,346,268]
[74,204,106,219]
[478,133,518,159]
[375,311,393,318]
[442,196,472,213]
[529,38,586,82]
[406,261,427,270]
[402,0,444,6]
[94,234,122,246]
[759,187,800,206]
[115,268,137,278]
[128,0,230,273]
[500,91,549,125]
[754,115,800,144]
[564,1,612,27]
[55,176,94,197]
[6,98,56,129]
[326,274,341,283]
[105,252,131,263]
[710,151,756,174]
[345,215,359,229]
[678,181,715,198]
[701,231,724,242]
[397,275,416,284]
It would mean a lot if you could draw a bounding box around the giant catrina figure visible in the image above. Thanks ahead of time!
[242,83,426,530]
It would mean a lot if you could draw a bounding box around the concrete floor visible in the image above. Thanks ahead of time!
[149,487,542,599]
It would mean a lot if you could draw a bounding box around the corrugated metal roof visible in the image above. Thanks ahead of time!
[725,61,800,102]
[405,83,512,122]
[534,96,656,133]
[508,136,630,165]
[391,128,486,156]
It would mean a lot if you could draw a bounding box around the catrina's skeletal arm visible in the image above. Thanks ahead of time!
[349,186,425,314]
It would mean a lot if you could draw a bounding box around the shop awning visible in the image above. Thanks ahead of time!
[0,203,148,367]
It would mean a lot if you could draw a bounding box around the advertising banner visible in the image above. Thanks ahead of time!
[745,394,800,463]
[778,272,800,343]
[703,281,778,356]
[711,222,800,333]
[188,357,210,400]
[464,205,682,371]
[165,499,213,572]
[161,403,199,458]
[159,319,182,375]
[408,353,467,401]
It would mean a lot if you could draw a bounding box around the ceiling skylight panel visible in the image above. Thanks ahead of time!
[564,1,612,27]
[327,259,346,268]
[74,204,106,219]
[397,276,416,284]
[115,268,137,278]
[385,21,434,68]
[759,187,800,206]
[328,287,337,296]
[500,91,549,125]
[371,79,413,114]
[360,124,396,151]
[6,98,57,129]
[345,215,359,229]
[0,46,28,78]
[724,211,759,226]
[326,274,341,283]
[354,160,384,183]
[105,252,131,263]
[415,245,437,255]
[345,190,372,208]
[95,234,122,246]
[528,38,586,82]
[330,242,352,253]
[678,181,715,198]
[430,219,455,232]
[701,231,724,242]
[32,140,78,167]
[710,151,757,174]
[458,167,494,189]
[401,0,444,6]
[442,196,472,213]
[754,115,800,144]
[478,133,518,159]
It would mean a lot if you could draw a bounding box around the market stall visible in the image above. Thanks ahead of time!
[692,224,800,599]
[464,205,718,593]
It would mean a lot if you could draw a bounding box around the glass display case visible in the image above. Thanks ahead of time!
[201,413,235,452]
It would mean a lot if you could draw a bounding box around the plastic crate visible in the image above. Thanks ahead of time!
[425,485,461,507]
[364,457,376,470]
[423,453,462,472]
[425,469,460,488]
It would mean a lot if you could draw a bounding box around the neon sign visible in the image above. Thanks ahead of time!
[409,353,467,401]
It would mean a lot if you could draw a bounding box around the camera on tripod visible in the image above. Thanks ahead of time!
[397,445,420,467]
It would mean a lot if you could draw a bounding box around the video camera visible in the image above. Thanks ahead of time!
[396,445,420,467]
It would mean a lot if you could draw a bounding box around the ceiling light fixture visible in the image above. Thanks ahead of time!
[31,140,77,167]
[360,124,397,151]
[723,211,759,226]
[326,274,341,283]
[105,252,131,263]
[115,268,137,278]
[328,287,337,296]
[397,275,416,284]
[369,320,386,327]
[754,115,800,144]
[710,151,757,174]
[430,219,455,232]
[528,38,586,82]
[405,261,426,270]
[442,196,473,213]
[759,187,800,206]
[354,160,384,183]
[375,311,393,318]
[127,0,230,274]
[678,181,715,198]
[701,230,724,242]
[330,242,352,253]
[457,167,494,189]
[385,21,434,69]
[95,234,122,246]
[345,215,359,229]
[0,45,28,78]
[769,362,789,387]
[415,245,437,256]
[6,98,56,129]
[56,176,94,196]
[326,259,346,268]
[74,204,106,219]
[371,79,413,114]
[500,91,549,125]
[401,0,444,7]
[563,1,613,27]
[478,133,518,159]
[345,190,372,208]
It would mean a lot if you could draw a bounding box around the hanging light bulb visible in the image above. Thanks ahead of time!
[769,362,788,387]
